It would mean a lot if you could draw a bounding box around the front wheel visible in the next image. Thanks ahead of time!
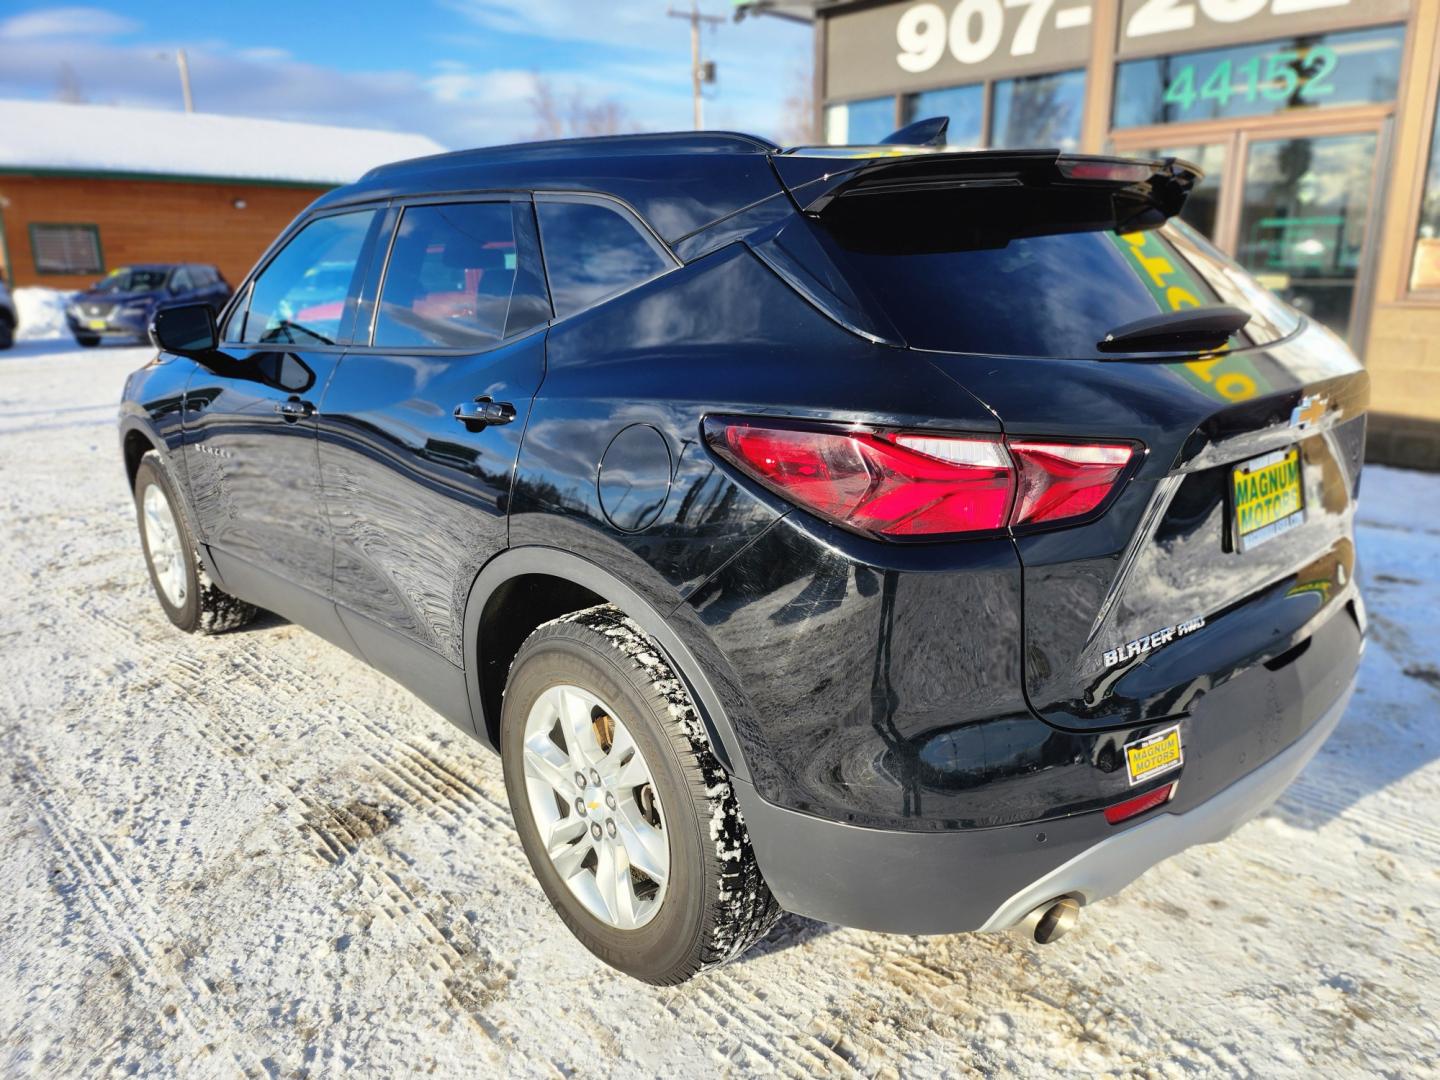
[133,452,258,634]
[501,605,780,984]
[75,335,99,347]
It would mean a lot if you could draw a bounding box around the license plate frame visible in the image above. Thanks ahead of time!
[1231,446,1305,552]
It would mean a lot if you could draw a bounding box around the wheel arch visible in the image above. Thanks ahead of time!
[121,422,161,491]
[462,546,749,781]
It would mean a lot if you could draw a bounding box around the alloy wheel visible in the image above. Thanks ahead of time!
[142,483,188,608]
[521,684,669,930]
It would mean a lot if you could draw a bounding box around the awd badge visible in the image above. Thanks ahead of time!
[1104,616,1206,668]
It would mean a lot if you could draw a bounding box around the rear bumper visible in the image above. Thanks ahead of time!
[733,676,1353,935]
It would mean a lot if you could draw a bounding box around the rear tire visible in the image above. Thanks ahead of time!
[501,604,780,984]
[0,313,14,350]
[133,452,258,634]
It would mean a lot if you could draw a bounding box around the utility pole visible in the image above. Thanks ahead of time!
[176,48,194,113]
[158,49,195,112]
[667,2,723,130]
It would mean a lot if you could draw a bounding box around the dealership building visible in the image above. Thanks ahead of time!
[743,0,1440,468]
[0,100,443,294]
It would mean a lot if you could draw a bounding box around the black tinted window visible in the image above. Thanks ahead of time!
[240,210,375,346]
[536,199,670,317]
[814,189,1297,358]
[375,202,545,348]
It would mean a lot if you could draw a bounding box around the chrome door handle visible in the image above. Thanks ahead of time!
[274,398,314,421]
[453,397,516,430]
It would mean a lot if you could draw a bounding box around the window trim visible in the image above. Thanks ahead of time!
[1404,51,1440,300]
[29,222,103,276]
[532,191,681,324]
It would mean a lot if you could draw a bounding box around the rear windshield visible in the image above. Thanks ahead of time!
[812,189,1298,357]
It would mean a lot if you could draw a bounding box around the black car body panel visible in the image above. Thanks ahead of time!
[119,132,1366,936]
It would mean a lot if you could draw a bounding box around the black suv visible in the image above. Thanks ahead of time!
[119,128,1366,984]
[70,263,230,346]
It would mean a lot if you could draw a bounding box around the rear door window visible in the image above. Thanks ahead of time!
[237,210,377,346]
[373,201,549,348]
[535,197,672,318]
[812,189,1298,357]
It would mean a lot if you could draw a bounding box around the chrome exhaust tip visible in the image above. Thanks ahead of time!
[1015,896,1080,945]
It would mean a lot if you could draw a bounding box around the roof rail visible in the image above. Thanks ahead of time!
[363,130,779,181]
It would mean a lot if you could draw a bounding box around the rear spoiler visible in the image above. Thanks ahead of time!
[772,148,1199,222]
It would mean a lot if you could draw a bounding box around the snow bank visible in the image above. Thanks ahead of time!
[13,287,74,341]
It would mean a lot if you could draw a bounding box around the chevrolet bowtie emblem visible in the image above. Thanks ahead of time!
[1291,394,1328,431]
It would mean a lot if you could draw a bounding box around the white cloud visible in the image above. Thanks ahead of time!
[236,46,292,63]
[438,0,662,51]
[0,5,138,39]
[0,2,812,147]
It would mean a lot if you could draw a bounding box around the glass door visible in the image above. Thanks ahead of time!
[1234,130,1379,345]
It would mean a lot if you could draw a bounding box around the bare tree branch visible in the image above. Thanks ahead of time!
[528,74,639,140]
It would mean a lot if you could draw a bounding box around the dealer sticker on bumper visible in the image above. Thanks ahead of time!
[1124,725,1183,786]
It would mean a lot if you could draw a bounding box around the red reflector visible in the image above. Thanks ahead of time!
[705,419,1013,537]
[1103,782,1175,825]
[1009,441,1135,526]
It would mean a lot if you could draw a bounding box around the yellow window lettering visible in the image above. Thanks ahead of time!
[1137,253,1174,289]
[1165,286,1200,309]
[1215,372,1256,400]
[1187,357,1220,384]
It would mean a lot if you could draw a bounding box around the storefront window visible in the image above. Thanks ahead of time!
[1412,103,1440,292]
[1235,132,1377,344]
[824,97,895,145]
[1114,26,1404,129]
[1143,144,1227,242]
[991,70,1085,151]
[901,84,984,147]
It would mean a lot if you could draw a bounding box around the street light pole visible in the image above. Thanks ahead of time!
[667,2,724,130]
[176,48,194,113]
[158,49,195,112]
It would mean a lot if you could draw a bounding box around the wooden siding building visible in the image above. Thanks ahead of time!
[0,100,445,291]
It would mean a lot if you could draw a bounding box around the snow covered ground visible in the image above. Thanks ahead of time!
[0,340,1436,1077]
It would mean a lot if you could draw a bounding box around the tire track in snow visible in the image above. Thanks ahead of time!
[10,750,270,1079]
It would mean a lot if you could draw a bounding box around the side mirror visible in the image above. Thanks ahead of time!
[150,303,217,354]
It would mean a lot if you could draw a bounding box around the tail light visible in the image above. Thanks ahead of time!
[703,416,1136,539]
[1008,441,1135,525]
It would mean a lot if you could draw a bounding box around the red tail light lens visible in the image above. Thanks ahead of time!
[706,420,1013,536]
[1009,441,1135,526]
[1103,781,1176,825]
[704,417,1137,539]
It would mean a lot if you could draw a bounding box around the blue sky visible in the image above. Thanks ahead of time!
[0,1,813,147]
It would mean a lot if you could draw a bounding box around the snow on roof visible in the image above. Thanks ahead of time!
[0,100,447,187]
